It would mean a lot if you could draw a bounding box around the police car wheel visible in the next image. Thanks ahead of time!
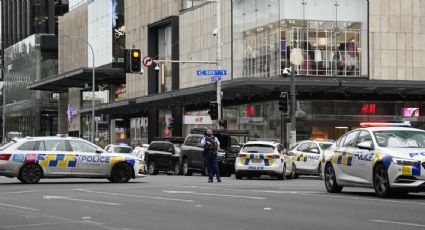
[318,163,323,179]
[110,163,132,183]
[324,164,343,193]
[148,161,158,175]
[19,163,42,184]
[292,164,299,179]
[373,164,392,197]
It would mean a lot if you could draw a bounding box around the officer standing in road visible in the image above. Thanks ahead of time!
[201,129,221,183]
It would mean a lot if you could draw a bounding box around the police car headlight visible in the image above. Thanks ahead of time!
[392,158,418,166]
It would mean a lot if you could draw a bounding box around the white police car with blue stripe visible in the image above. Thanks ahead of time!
[0,136,145,184]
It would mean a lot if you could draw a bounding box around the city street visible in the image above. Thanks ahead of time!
[0,174,424,230]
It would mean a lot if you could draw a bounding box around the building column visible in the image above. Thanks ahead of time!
[58,92,69,134]
[110,119,116,144]
[148,108,159,143]
[172,105,183,137]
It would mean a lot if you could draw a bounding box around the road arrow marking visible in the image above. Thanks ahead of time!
[42,195,121,206]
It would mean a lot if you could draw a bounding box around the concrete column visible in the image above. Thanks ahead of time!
[110,119,116,144]
[58,92,69,134]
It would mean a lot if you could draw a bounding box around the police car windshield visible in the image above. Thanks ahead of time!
[242,144,275,153]
[0,140,17,151]
[319,143,333,150]
[373,130,425,148]
[115,147,133,153]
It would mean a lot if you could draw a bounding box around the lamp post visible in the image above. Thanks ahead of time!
[64,35,96,143]
[1,65,5,142]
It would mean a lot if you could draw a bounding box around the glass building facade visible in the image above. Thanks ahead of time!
[3,34,58,138]
[232,0,368,78]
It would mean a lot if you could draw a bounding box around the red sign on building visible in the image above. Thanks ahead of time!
[361,103,376,114]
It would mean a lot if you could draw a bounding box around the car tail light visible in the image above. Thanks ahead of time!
[237,153,247,158]
[0,154,12,161]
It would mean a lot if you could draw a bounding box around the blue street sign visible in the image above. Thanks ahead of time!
[210,76,222,82]
[196,69,227,76]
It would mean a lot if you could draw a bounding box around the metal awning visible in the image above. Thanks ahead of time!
[79,77,425,118]
[27,67,125,92]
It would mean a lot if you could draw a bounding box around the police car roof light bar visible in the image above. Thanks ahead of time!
[360,121,411,128]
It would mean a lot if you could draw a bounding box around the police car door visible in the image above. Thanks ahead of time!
[69,140,108,176]
[37,140,73,176]
[293,142,310,172]
[308,143,321,172]
[348,130,374,184]
[335,131,360,181]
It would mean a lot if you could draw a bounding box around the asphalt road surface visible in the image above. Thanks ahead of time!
[0,174,424,230]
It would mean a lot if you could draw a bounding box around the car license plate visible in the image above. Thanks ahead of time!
[252,159,262,163]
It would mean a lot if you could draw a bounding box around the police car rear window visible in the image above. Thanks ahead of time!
[319,143,333,150]
[17,141,38,151]
[242,144,274,153]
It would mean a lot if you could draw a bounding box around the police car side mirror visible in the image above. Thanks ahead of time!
[310,149,319,154]
[96,149,104,154]
[356,141,373,150]
[287,151,294,156]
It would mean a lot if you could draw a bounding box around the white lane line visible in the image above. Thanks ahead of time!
[1,221,78,229]
[42,195,121,206]
[4,190,41,194]
[0,202,39,211]
[162,190,267,200]
[370,219,425,228]
[74,189,195,203]
[305,193,425,206]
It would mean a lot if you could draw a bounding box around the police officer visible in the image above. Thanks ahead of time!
[201,129,221,183]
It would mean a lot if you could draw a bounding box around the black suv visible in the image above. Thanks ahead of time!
[180,129,248,177]
[145,138,184,175]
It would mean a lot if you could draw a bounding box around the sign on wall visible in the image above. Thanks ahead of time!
[184,116,213,125]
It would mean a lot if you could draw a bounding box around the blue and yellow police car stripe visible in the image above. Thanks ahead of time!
[330,148,353,166]
[37,154,78,168]
[239,153,275,166]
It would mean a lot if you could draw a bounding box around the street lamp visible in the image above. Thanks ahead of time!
[0,65,5,142]
[64,34,96,143]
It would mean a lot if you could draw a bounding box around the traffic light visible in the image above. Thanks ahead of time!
[124,49,141,73]
[279,92,289,114]
[208,102,219,120]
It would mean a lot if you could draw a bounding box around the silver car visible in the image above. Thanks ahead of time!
[0,136,145,184]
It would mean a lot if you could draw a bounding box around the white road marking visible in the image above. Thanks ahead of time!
[162,190,267,200]
[1,221,78,229]
[370,219,425,228]
[305,193,425,206]
[0,202,39,211]
[4,190,40,194]
[264,207,273,211]
[42,195,121,206]
[74,189,196,203]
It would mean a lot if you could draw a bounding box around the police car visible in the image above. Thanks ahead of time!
[323,123,425,197]
[235,141,294,180]
[289,140,333,178]
[0,136,145,184]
